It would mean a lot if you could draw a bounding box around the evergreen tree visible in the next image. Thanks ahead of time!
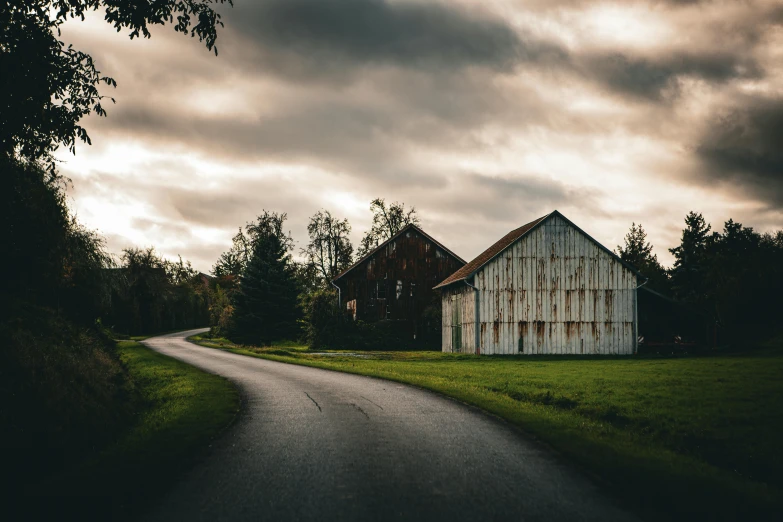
[616,222,670,293]
[669,212,712,302]
[230,212,300,345]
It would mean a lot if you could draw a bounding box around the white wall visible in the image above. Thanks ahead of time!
[442,214,637,355]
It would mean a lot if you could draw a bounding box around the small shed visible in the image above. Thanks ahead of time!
[333,224,466,342]
[434,211,643,355]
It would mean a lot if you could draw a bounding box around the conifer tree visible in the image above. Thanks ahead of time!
[616,222,670,293]
[230,212,300,345]
[669,212,712,302]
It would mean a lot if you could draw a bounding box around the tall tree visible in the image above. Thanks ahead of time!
[302,209,353,287]
[230,211,300,345]
[616,222,669,293]
[669,211,712,302]
[1,0,232,164]
[357,198,420,257]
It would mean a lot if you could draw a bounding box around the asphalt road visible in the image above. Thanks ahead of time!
[141,329,640,522]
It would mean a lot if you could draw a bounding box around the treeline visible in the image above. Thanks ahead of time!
[617,213,783,347]
[104,249,210,336]
[209,202,783,351]
[1,157,210,496]
[208,199,420,349]
[2,159,211,336]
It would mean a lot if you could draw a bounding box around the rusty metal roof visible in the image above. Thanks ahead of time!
[433,214,548,289]
[434,210,644,290]
[332,224,466,282]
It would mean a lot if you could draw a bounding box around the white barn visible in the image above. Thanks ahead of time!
[434,211,643,355]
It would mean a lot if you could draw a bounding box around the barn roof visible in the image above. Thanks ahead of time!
[434,210,643,289]
[333,224,466,282]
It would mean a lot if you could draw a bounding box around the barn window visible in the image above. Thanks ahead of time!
[376,280,387,300]
[410,282,415,297]
[396,280,403,299]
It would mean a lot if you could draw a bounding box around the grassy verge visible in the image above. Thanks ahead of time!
[190,333,782,521]
[29,339,239,521]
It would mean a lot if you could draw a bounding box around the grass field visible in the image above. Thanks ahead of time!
[32,339,239,521]
[191,334,783,521]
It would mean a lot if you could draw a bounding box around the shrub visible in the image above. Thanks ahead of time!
[0,307,133,496]
[302,289,345,349]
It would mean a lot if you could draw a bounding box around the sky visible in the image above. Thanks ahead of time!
[56,0,783,273]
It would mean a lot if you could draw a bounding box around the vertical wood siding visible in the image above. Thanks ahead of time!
[337,228,465,340]
[441,285,476,353]
[443,214,637,355]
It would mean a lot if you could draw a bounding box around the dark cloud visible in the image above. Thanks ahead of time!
[56,0,783,270]
[95,101,445,188]
[223,0,565,75]
[581,50,762,101]
[696,96,783,205]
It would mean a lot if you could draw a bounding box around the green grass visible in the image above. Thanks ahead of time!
[32,339,239,521]
[190,333,783,521]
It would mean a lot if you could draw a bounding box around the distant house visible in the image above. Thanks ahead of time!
[434,211,644,355]
[332,224,465,342]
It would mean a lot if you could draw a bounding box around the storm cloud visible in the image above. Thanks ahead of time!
[582,50,762,101]
[696,96,783,206]
[56,0,783,271]
[222,0,566,74]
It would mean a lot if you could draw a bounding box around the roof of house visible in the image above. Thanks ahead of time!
[332,224,466,282]
[434,210,644,289]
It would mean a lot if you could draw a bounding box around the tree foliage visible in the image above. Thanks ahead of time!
[1,156,111,321]
[669,211,712,303]
[633,212,783,347]
[103,247,209,335]
[211,228,252,280]
[229,211,300,345]
[0,0,232,163]
[302,209,353,288]
[302,288,344,349]
[357,198,420,257]
[616,222,669,293]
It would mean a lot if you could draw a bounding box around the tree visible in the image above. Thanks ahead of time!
[230,211,300,345]
[616,222,669,293]
[1,0,232,164]
[1,156,111,321]
[302,288,344,349]
[357,198,420,257]
[302,209,353,287]
[669,211,712,302]
[212,228,252,280]
[209,284,234,336]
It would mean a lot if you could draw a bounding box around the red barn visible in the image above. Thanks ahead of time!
[332,224,465,343]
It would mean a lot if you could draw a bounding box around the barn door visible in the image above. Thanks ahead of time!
[452,294,462,352]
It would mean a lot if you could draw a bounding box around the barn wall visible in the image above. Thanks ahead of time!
[337,228,465,340]
[441,285,476,353]
[475,214,637,355]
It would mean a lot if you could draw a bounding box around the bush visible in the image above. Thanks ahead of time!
[302,290,440,351]
[0,307,133,497]
[302,289,344,349]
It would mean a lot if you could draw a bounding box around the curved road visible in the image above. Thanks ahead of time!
[141,330,639,522]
